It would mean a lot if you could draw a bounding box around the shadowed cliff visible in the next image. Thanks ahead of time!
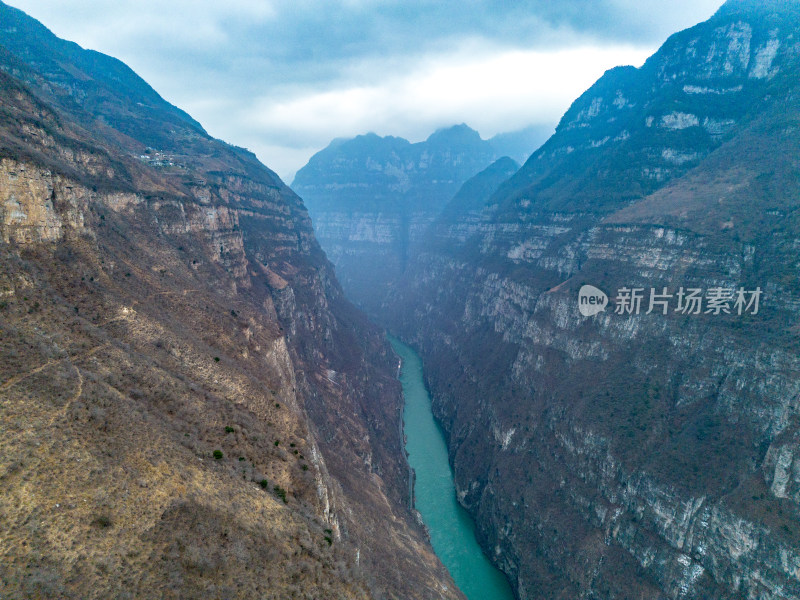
[376,1,800,597]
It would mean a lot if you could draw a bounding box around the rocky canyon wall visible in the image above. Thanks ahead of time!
[381,2,800,598]
[0,5,461,598]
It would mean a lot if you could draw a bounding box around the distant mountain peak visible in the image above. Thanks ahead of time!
[425,123,483,147]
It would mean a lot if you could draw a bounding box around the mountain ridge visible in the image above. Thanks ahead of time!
[0,5,463,599]
[372,2,800,597]
[292,123,538,317]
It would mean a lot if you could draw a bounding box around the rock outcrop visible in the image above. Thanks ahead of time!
[0,4,461,599]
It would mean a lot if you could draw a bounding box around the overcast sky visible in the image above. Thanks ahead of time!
[9,1,724,182]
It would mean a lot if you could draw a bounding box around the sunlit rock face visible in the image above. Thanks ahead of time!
[379,1,800,598]
[0,3,463,598]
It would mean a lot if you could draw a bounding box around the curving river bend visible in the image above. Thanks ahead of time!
[389,336,515,600]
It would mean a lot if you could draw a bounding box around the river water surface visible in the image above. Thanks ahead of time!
[389,335,515,600]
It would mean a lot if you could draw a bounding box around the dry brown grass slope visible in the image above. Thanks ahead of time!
[0,33,461,600]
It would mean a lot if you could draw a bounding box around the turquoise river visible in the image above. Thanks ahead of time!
[389,336,516,600]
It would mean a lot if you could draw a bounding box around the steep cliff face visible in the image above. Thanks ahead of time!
[383,2,800,599]
[293,125,515,316]
[0,6,461,599]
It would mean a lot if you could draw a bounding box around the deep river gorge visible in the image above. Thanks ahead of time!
[389,336,516,600]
